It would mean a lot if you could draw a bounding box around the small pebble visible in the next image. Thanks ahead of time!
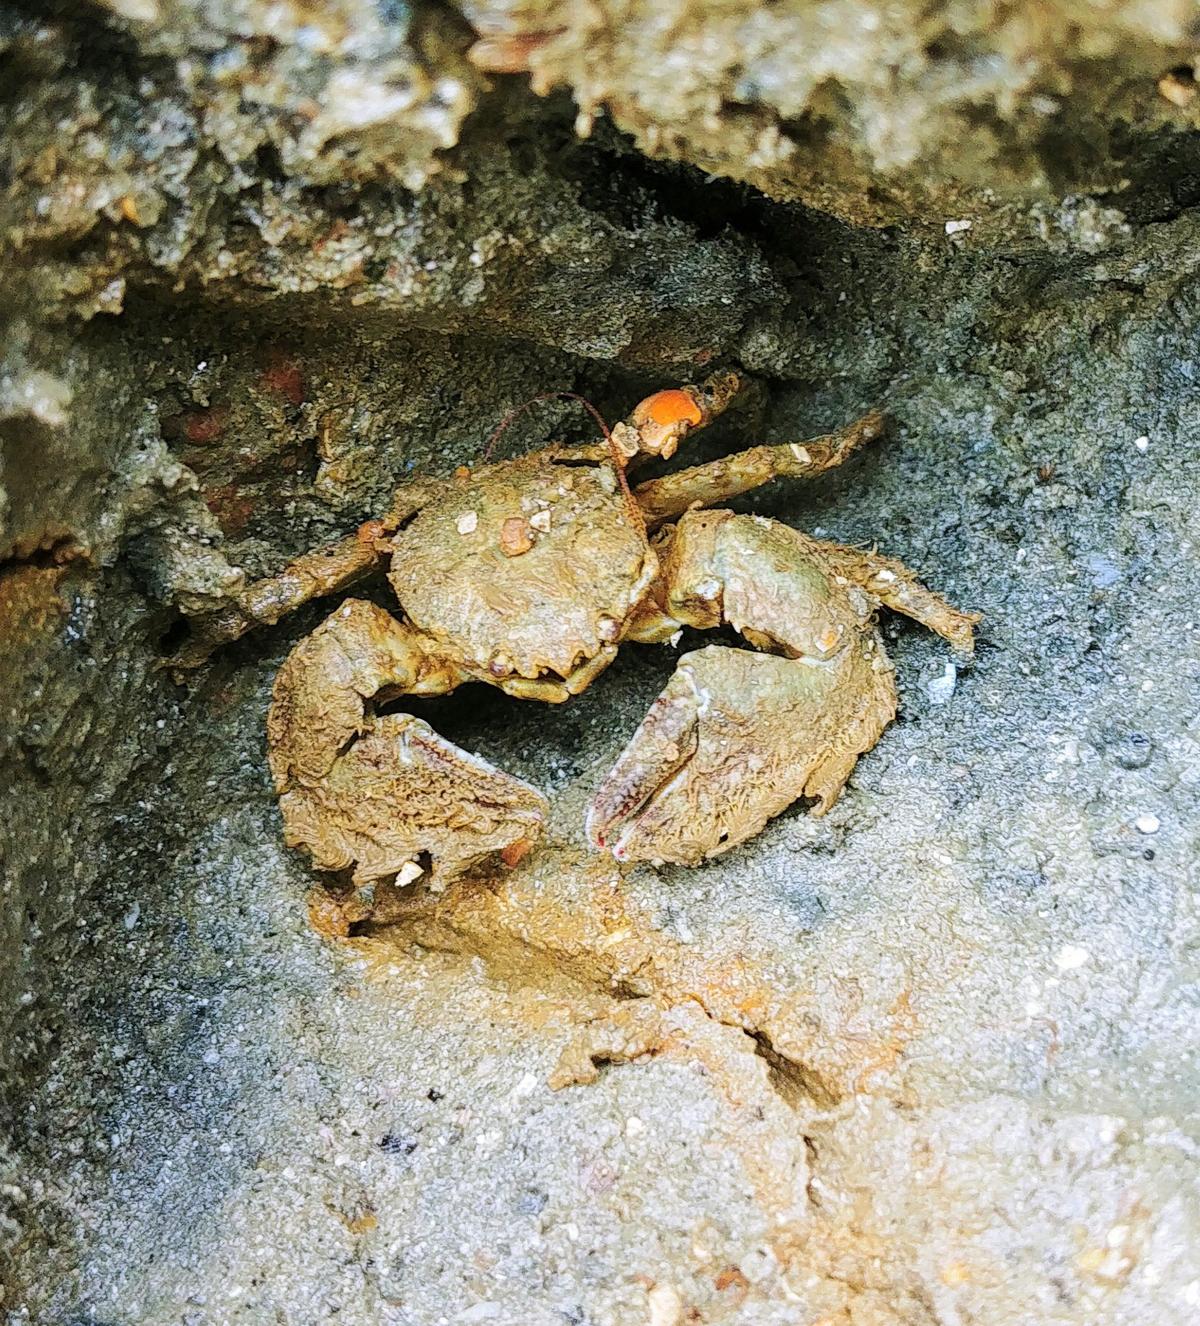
[1135,814,1160,835]
[396,861,424,886]
[926,662,957,705]
[945,218,973,235]
[647,1283,682,1326]
[625,1115,645,1137]
[1054,944,1090,971]
[1133,435,1149,452]
[529,509,551,533]
[456,510,478,535]
[500,517,534,557]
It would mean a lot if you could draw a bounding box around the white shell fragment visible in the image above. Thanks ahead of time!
[926,661,957,705]
[1055,944,1090,971]
[396,861,425,886]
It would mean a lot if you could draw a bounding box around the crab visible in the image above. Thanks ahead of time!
[171,372,978,881]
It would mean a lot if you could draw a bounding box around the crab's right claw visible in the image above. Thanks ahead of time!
[586,674,701,856]
[268,600,547,886]
[586,642,896,867]
[279,713,548,886]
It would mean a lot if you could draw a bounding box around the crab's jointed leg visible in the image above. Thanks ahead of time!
[588,509,976,866]
[268,599,547,885]
[802,539,980,654]
[166,479,446,672]
[633,410,885,529]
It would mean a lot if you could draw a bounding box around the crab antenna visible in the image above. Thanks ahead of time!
[481,390,646,539]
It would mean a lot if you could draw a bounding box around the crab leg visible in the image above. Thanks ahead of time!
[588,509,975,866]
[269,599,547,885]
[800,540,980,654]
[633,410,885,529]
[165,479,446,671]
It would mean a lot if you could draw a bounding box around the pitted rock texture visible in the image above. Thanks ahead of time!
[458,0,1200,235]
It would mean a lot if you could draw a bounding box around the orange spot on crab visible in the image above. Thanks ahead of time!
[633,389,704,430]
[500,838,534,868]
[628,388,705,459]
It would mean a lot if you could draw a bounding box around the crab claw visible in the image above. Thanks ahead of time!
[280,713,548,886]
[586,679,701,854]
[587,642,896,866]
[269,601,548,885]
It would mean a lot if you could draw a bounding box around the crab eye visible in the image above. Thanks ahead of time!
[633,389,704,430]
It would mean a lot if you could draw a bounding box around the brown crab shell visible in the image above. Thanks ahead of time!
[388,454,657,682]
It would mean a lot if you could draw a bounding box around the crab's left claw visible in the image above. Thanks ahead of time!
[587,641,896,866]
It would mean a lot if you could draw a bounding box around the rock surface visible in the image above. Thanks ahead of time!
[2,2,1199,1323]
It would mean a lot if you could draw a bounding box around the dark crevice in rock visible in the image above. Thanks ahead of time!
[748,1028,840,1111]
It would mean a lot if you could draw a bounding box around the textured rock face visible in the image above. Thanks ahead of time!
[460,0,1200,233]
[2,2,1200,1323]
